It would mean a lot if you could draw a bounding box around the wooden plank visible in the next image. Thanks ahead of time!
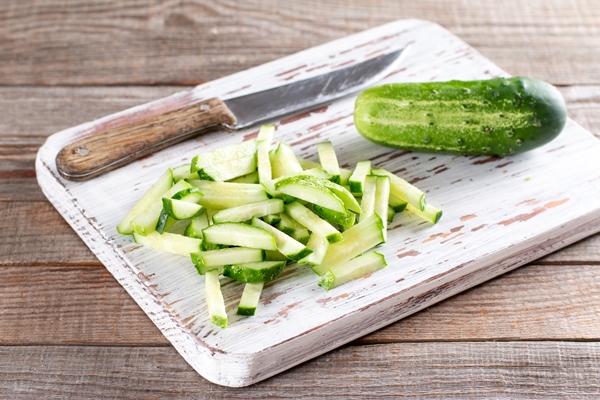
[1,263,599,346]
[1,342,600,397]
[0,0,598,85]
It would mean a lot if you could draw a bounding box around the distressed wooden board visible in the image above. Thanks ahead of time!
[35,19,600,387]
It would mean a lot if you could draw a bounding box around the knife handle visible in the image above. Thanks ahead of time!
[55,98,237,181]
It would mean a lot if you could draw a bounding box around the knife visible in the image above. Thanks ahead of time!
[55,46,410,181]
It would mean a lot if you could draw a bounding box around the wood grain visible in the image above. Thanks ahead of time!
[1,342,599,398]
[0,0,598,85]
[1,263,599,346]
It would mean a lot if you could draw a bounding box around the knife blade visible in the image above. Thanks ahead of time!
[55,46,410,181]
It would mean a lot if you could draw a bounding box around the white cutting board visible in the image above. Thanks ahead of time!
[36,19,600,387]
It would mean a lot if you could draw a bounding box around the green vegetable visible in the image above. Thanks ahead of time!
[354,76,567,156]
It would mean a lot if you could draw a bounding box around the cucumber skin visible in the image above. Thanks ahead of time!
[354,77,567,156]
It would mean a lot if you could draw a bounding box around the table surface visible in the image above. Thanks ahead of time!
[2,1,600,398]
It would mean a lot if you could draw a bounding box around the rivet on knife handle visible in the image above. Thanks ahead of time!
[55,98,237,181]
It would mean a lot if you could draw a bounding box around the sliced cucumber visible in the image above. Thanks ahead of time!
[312,213,384,276]
[237,282,264,316]
[205,270,227,328]
[187,180,269,209]
[298,233,329,267]
[223,260,286,283]
[269,148,284,179]
[257,125,275,184]
[374,176,391,242]
[202,222,277,250]
[117,169,173,234]
[318,251,387,290]
[387,205,396,223]
[275,212,310,244]
[227,170,259,184]
[171,187,203,202]
[275,176,346,214]
[339,167,353,186]
[155,210,176,234]
[273,142,303,176]
[317,141,341,183]
[264,249,289,261]
[406,203,443,224]
[251,217,312,261]
[371,168,426,211]
[312,204,356,228]
[212,199,285,223]
[184,212,210,239]
[172,163,196,182]
[297,157,321,170]
[348,160,372,193]
[131,180,193,236]
[389,194,408,212]
[196,153,257,182]
[262,214,282,225]
[191,139,257,172]
[285,201,342,243]
[359,175,377,222]
[133,231,202,256]
[191,247,265,274]
[162,198,203,220]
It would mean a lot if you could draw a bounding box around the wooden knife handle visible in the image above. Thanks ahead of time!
[55,98,237,181]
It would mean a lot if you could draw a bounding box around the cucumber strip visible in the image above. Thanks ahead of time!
[171,187,203,202]
[262,214,282,225]
[318,251,387,290]
[184,212,210,239]
[312,204,356,228]
[165,219,190,235]
[348,160,372,193]
[285,201,343,243]
[237,282,264,316]
[406,203,443,224]
[227,170,259,184]
[155,210,176,234]
[172,163,196,182]
[202,222,277,250]
[196,153,257,182]
[387,205,396,224]
[389,193,408,212]
[187,180,269,209]
[212,199,285,223]
[191,139,257,172]
[191,247,265,274]
[275,176,346,213]
[371,168,426,211]
[339,167,353,186]
[269,148,284,179]
[374,176,391,242]
[317,141,341,184]
[358,175,377,222]
[287,175,361,214]
[205,270,227,328]
[162,198,203,220]
[290,225,310,245]
[275,212,310,244]
[312,213,385,276]
[273,142,303,176]
[298,233,329,267]
[223,260,286,283]
[297,157,321,170]
[256,126,274,183]
[261,169,330,201]
[133,231,202,256]
[117,169,173,234]
[251,217,312,261]
[131,180,193,236]
[264,249,289,261]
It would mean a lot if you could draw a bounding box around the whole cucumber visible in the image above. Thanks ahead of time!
[353,77,567,156]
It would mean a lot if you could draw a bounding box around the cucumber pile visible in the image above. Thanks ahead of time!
[117,125,442,328]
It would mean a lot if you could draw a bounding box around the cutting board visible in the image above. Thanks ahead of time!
[36,19,600,387]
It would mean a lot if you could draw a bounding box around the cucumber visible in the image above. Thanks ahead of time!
[162,198,203,220]
[223,260,286,283]
[273,142,303,176]
[237,282,264,316]
[227,170,259,184]
[184,213,210,239]
[275,213,310,244]
[196,153,257,182]
[358,175,377,222]
[406,202,443,224]
[262,214,282,225]
[285,201,343,243]
[133,231,202,256]
[312,204,356,228]
[298,233,329,268]
[191,139,257,172]
[374,176,391,242]
[318,251,387,290]
[251,217,312,261]
[205,270,227,328]
[202,222,277,250]
[348,160,372,193]
[256,125,275,183]
[354,77,568,156]
[371,168,426,211]
[316,141,341,184]
[187,180,269,209]
[275,176,346,213]
[191,247,265,274]
[211,199,285,223]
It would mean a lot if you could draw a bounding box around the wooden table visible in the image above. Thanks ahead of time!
[2,1,600,397]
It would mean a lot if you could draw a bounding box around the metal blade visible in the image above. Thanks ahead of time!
[223,46,410,129]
